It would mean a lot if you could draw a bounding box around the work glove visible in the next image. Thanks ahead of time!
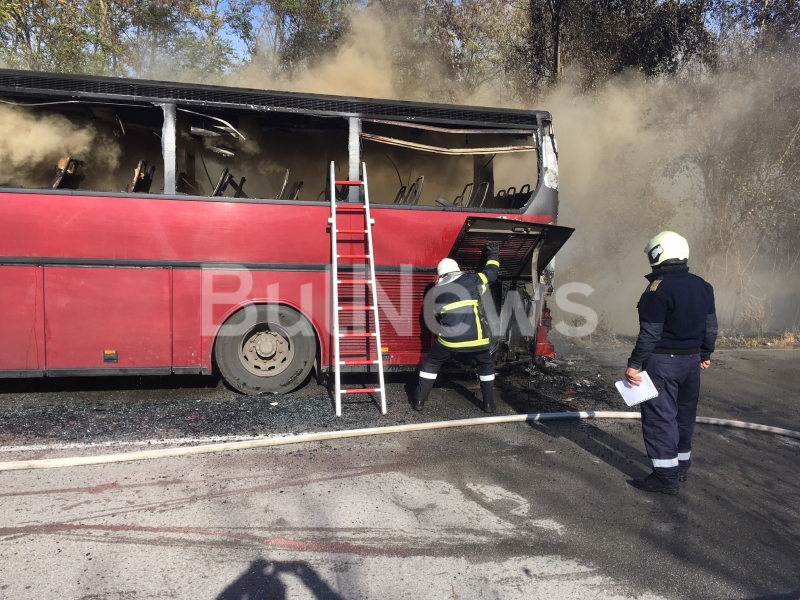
[485,241,500,257]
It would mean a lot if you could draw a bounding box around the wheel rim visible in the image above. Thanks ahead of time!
[238,322,295,377]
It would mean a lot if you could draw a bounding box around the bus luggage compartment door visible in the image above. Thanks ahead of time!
[447,217,574,281]
[0,266,45,374]
[447,217,574,355]
[44,266,172,373]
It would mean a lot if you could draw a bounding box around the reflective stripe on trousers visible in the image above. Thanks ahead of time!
[640,353,701,486]
[415,343,494,405]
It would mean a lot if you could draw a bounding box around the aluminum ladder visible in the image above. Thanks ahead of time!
[328,161,387,417]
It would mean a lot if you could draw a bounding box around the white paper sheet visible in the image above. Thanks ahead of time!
[615,371,659,406]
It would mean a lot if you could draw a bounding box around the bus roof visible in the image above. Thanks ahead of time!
[0,69,550,129]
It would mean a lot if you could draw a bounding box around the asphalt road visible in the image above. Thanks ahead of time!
[0,348,798,599]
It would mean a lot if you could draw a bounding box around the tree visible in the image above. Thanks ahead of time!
[0,0,90,71]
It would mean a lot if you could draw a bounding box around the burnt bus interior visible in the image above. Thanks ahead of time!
[358,119,537,208]
[0,70,541,210]
[0,102,167,193]
[176,110,349,201]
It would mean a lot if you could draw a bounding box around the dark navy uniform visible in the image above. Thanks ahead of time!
[413,249,500,410]
[629,266,717,486]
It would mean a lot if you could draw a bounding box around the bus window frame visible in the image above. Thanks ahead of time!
[0,104,546,214]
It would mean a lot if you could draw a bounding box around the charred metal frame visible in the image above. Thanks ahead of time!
[0,69,549,127]
[160,102,177,195]
[0,68,558,217]
[347,116,361,203]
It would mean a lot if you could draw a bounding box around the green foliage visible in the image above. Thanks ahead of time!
[0,0,92,72]
[0,0,236,78]
[1,0,797,90]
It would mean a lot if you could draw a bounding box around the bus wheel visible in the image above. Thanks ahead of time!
[215,304,316,395]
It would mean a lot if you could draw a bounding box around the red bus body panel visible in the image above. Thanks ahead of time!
[0,266,45,372]
[172,269,202,370]
[0,191,554,374]
[198,270,329,371]
[44,266,172,369]
[0,193,551,265]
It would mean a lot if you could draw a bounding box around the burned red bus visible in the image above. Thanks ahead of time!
[0,69,572,397]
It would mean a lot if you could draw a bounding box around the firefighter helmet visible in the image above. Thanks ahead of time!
[645,231,689,266]
[437,258,460,278]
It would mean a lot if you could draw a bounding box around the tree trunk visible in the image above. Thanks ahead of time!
[553,10,560,82]
[550,0,565,83]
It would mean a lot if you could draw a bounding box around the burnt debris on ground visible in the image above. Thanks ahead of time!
[0,354,633,448]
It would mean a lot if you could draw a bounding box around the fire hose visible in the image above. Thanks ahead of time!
[0,411,797,472]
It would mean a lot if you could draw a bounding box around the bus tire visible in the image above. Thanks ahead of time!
[215,304,316,395]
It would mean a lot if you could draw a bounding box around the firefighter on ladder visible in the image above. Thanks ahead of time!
[413,242,500,413]
[626,231,718,495]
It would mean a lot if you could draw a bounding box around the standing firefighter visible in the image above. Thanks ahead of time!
[626,231,718,495]
[413,242,500,413]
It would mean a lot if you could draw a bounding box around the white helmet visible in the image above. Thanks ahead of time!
[437,258,460,278]
[645,231,689,266]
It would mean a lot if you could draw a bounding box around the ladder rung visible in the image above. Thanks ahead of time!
[338,279,371,285]
[338,306,373,311]
[341,388,381,395]
[340,332,377,338]
[336,229,368,234]
[335,205,365,211]
[335,180,364,186]
[337,254,370,259]
[339,360,379,365]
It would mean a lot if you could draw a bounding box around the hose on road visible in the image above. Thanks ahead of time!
[0,411,797,472]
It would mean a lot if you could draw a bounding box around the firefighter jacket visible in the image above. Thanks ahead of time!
[432,252,500,351]
[628,266,717,369]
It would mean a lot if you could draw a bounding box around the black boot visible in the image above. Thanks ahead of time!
[633,472,679,495]
[678,457,691,484]
[413,377,435,411]
[480,380,495,413]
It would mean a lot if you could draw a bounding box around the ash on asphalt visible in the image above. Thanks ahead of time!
[0,357,632,448]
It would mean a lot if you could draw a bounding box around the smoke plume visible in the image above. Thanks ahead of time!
[0,105,122,189]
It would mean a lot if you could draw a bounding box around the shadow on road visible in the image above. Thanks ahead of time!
[217,558,345,600]
[745,592,800,600]
[0,373,221,394]
[529,419,650,479]
[498,384,651,480]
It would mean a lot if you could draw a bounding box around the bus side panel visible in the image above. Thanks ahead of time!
[0,266,45,372]
[0,192,553,269]
[200,270,329,372]
[44,267,172,369]
[199,270,436,371]
[172,269,202,369]
[372,272,436,367]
